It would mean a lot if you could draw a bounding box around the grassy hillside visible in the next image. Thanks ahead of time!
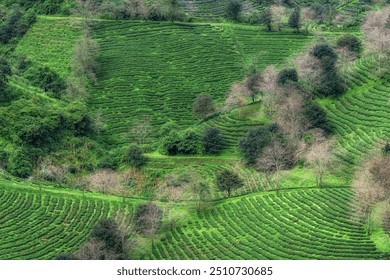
[0,176,136,260]
[148,187,385,260]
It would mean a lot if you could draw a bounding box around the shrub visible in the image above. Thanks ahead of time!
[238,125,276,165]
[216,169,244,197]
[124,144,146,168]
[161,131,181,155]
[159,121,179,137]
[202,127,224,154]
[25,66,66,98]
[277,68,298,86]
[177,128,201,155]
[337,34,361,53]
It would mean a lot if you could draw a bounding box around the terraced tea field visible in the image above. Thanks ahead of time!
[149,187,385,260]
[320,57,390,176]
[0,182,134,260]
[90,21,311,147]
[15,16,81,77]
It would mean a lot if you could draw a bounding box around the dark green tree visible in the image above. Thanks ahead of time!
[216,169,244,197]
[337,34,362,53]
[91,218,123,254]
[226,0,242,21]
[124,144,146,168]
[288,8,301,33]
[259,8,272,31]
[311,44,345,97]
[167,0,182,22]
[238,125,276,165]
[277,68,298,86]
[304,101,331,134]
[202,127,224,154]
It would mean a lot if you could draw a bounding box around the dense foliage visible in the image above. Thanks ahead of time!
[238,125,276,165]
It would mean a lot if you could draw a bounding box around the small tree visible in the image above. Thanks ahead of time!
[167,0,182,23]
[226,0,242,21]
[288,8,301,33]
[88,169,119,194]
[90,219,123,256]
[259,8,273,31]
[192,94,215,119]
[306,140,336,188]
[202,127,224,154]
[134,203,162,244]
[244,73,261,103]
[216,169,244,197]
[270,5,285,32]
[191,181,211,214]
[124,144,146,168]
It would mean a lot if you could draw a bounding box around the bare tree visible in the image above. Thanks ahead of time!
[225,83,247,115]
[275,91,308,142]
[294,48,322,92]
[88,169,119,194]
[134,203,162,244]
[305,140,336,188]
[352,156,390,233]
[244,73,261,103]
[76,239,108,260]
[131,116,152,145]
[270,5,285,32]
[191,181,211,214]
[126,0,148,19]
[256,139,292,190]
[301,7,316,33]
[361,7,390,55]
[74,0,99,27]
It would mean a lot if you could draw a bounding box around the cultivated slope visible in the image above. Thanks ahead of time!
[89,21,311,146]
[320,56,390,176]
[0,178,135,260]
[149,187,384,260]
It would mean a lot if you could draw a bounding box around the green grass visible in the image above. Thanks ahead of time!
[0,176,136,260]
[148,187,386,260]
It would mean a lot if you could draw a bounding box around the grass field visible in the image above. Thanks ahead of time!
[148,187,386,260]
